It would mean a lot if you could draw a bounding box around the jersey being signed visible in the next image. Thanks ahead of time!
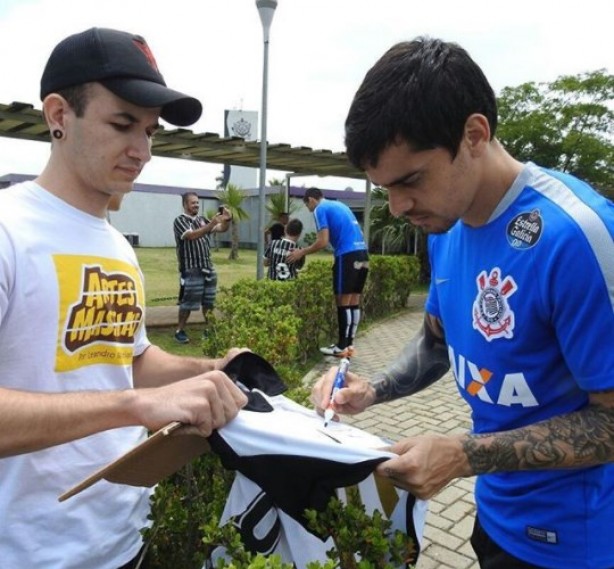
[206,391,426,567]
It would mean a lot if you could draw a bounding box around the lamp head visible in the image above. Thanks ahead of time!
[256,0,278,39]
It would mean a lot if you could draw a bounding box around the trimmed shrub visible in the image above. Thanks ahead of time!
[202,255,420,387]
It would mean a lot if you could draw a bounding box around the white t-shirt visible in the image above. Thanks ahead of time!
[0,182,152,568]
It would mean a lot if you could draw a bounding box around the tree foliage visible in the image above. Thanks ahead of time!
[266,186,300,220]
[497,69,614,197]
[368,188,429,281]
[368,187,415,255]
[218,183,249,260]
[205,208,222,252]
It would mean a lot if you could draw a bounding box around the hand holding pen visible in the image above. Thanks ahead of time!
[323,357,351,427]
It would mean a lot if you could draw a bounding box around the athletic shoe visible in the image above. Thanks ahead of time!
[320,344,354,358]
[174,330,190,344]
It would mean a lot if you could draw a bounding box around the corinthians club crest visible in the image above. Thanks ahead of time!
[472,267,517,341]
[231,118,252,139]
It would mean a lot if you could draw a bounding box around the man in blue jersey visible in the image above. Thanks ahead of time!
[312,37,614,569]
[287,187,369,358]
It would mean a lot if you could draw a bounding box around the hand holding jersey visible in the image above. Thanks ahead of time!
[132,371,248,437]
[206,352,427,568]
[214,347,252,371]
[375,435,472,500]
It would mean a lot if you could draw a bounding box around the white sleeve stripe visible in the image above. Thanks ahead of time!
[530,164,614,313]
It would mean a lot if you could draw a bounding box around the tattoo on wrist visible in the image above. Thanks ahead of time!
[373,376,394,404]
[463,404,614,475]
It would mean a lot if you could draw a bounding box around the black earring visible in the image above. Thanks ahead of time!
[52,129,63,140]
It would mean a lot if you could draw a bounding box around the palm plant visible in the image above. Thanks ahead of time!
[369,187,430,282]
[369,187,416,254]
[205,208,221,252]
[217,183,250,260]
[265,181,299,222]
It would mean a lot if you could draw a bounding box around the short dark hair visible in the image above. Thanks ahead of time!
[57,83,93,117]
[285,218,303,237]
[345,37,498,169]
[303,187,323,203]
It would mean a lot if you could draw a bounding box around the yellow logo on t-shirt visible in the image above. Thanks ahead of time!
[54,255,145,371]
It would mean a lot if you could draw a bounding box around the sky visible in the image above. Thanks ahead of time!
[0,0,611,192]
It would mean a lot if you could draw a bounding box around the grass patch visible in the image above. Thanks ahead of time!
[138,247,333,372]
[136,246,260,305]
[146,324,217,357]
[136,246,332,305]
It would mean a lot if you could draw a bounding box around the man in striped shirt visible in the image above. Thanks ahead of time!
[264,218,305,281]
[173,192,231,343]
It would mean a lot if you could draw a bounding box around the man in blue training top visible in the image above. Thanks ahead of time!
[311,37,614,569]
[288,187,369,358]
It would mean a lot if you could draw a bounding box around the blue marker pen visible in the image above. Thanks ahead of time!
[323,357,350,427]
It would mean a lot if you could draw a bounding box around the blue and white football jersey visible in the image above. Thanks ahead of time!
[427,162,614,568]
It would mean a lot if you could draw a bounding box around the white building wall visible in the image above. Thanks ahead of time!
[108,192,220,247]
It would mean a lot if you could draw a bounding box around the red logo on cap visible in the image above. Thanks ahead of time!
[132,37,160,72]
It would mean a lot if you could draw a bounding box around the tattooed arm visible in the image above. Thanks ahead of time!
[463,390,614,473]
[375,390,614,499]
[372,312,450,403]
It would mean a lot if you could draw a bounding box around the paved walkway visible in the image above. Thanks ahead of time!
[146,298,478,569]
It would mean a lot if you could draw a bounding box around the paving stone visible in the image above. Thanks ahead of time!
[415,553,456,569]
[426,513,455,531]
[448,515,476,541]
[436,484,471,505]
[459,539,479,562]
[417,543,474,569]
[440,501,475,524]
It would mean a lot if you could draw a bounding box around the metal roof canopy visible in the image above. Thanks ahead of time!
[0,101,366,180]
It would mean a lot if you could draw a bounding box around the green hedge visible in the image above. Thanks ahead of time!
[202,255,420,388]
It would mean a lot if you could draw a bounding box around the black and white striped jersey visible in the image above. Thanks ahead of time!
[264,238,304,281]
[173,213,212,272]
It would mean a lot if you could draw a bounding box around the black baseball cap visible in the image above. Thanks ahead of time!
[40,27,202,127]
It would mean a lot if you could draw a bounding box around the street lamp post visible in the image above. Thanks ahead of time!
[255,0,277,280]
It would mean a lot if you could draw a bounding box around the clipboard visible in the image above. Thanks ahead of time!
[59,421,211,502]
[59,352,286,502]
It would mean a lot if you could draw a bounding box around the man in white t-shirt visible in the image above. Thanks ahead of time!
[0,28,247,569]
